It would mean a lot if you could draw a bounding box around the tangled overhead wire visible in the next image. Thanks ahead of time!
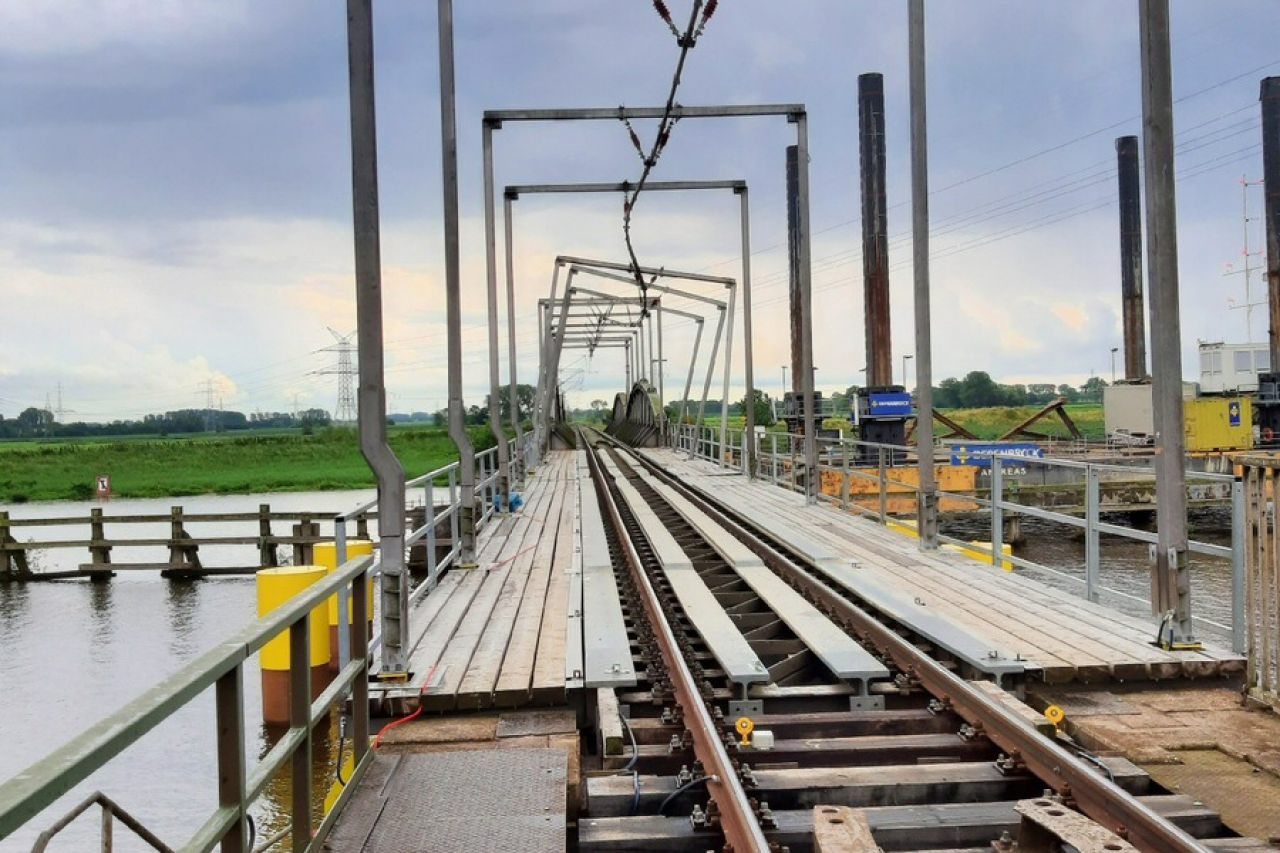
[620,0,719,318]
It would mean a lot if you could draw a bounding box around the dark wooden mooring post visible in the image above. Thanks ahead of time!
[0,511,30,577]
[258,503,278,568]
[88,507,113,572]
[292,514,319,566]
[165,506,202,575]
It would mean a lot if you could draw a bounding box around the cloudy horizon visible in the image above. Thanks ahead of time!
[3,1,1279,422]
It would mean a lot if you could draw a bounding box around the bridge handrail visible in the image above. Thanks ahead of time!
[1237,459,1280,709]
[0,553,376,851]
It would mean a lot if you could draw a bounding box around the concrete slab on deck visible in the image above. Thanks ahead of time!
[1033,685,1280,841]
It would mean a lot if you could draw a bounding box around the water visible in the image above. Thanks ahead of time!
[0,492,1238,850]
[0,490,380,852]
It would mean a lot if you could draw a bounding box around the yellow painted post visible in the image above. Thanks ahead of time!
[314,540,375,672]
[257,566,330,725]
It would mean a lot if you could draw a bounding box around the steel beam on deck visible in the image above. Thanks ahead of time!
[1139,0,1193,641]
[909,0,938,545]
[345,0,408,672]
[437,0,476,564]
[565,267,728,441]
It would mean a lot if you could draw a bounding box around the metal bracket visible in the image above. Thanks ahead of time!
[728,699,763,718]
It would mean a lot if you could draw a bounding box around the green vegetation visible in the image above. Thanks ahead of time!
[0,425,498,503]
[940,404,1104,441]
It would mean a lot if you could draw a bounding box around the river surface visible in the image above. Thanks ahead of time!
[0,492,1238,851]
[0,490,382,852]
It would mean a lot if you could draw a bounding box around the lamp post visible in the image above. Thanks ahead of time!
[1110,347,1119,383]
[902,354,914,388]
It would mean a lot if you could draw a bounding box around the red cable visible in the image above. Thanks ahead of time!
[372,664,438,749]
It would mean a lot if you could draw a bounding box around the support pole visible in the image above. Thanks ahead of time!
[794,116,818,504]
[482,120,511,510]
[698,306,726,425]
[680,318,704,424]
[738,186,757,477]
[786,146,804,399]
[1116,135,1148,380]
[1139,0,1193,642]
[719,284,737,468]
[503,193,524,487]
[657,302,665,411]
[909,0,938,547]
[345,0,408,670]
[1261,77,1280,374]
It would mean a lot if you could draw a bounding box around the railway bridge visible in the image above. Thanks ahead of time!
[4,2,1280,852]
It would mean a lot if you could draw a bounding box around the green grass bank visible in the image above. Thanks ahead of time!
[0,425,498,503]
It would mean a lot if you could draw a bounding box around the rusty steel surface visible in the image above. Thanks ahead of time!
[1116,135,1147,381]
[584,440,770,853]
[620,442,1210,853]
[859,72,892,389]
[1263,76,1280,374]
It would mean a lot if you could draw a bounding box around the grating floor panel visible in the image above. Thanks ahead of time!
[324,748,567,852]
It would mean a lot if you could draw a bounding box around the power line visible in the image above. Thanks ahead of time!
[315,327,357,424]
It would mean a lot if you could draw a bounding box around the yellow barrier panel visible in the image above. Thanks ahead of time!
[886,518,1013,570]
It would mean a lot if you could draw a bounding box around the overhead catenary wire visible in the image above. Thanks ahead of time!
[620,0,718,313]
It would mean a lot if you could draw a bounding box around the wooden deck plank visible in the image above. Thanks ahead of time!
[493,485,568,705]
[532,477,579,700]
[448,482,558,708]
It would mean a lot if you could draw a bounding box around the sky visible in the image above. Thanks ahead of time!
[2,1,1280,421]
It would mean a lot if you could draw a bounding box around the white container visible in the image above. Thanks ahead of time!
[752,730,774,751]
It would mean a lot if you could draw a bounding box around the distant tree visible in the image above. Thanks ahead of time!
[738,389,775,428]
[1080,377,1107,402]
[1057,383,1081,403]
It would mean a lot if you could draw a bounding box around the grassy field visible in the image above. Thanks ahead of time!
[0,425,498,503]
[696,404,1105,441]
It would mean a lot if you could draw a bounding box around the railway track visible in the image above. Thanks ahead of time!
[576,428,1242,853]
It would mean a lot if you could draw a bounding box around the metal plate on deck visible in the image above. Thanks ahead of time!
[327,748,566,852]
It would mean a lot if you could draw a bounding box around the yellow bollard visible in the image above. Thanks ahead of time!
[314,540,375,673]
[257,566,331,725]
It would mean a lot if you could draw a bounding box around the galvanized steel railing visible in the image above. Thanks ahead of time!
[1238,455,1280,707]
[672,423,1246,652]
[0,553,376,852]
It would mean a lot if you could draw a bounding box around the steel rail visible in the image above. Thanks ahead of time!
[582,434,769,853]
[610,438,1209,853]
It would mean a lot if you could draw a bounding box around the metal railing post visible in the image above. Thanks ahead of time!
[352,567,370,764]
[1231,474,1246,655]
[449,467,460,565]
[334,521,351,670]
[288,617,312,852]
[1085,464,1101,602]
[790,434,797,492]
[770,433,778,484]
[214,665,246,852]
[991,457,1004,568]
[841,440,851,509]
[426,477,438,590]
[877,446,888,525]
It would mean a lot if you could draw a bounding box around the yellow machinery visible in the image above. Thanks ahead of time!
[1184,396,1252,452]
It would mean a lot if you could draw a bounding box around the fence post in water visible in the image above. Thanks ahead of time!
[991,457,1004,568]
[258,504,277,568]
[1231,474,1247,655]
[89,507,112,571]
[1085,465,1101,602]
